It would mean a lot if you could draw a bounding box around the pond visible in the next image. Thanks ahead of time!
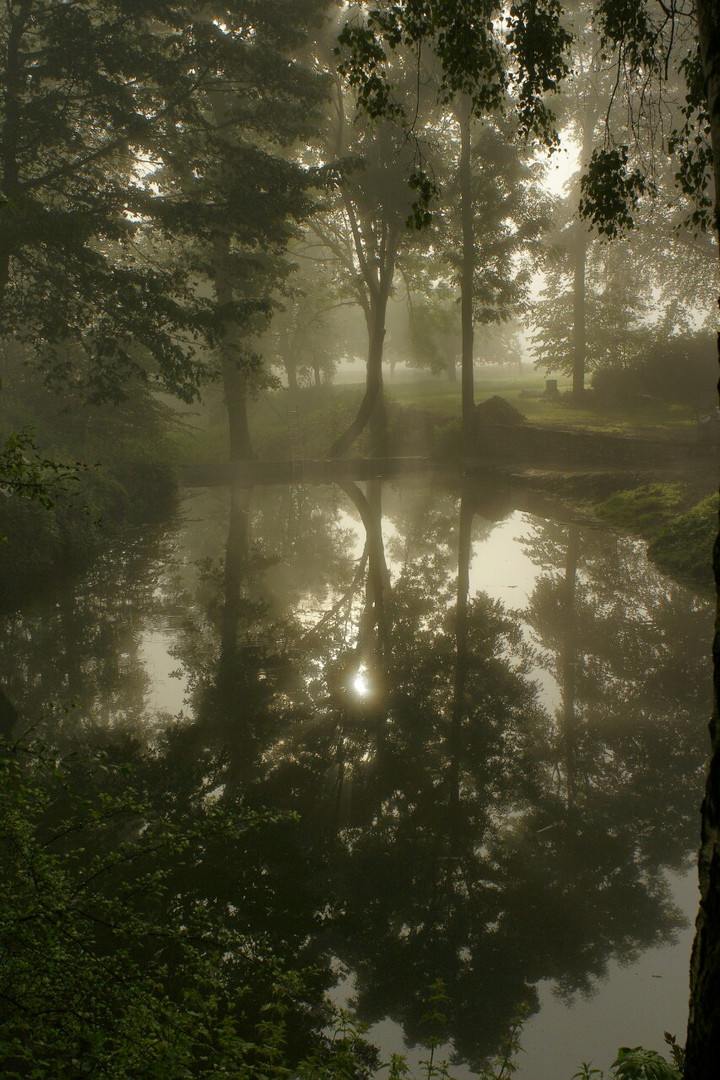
[1,475,712,1079]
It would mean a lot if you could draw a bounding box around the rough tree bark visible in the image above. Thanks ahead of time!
[685,2,720,1076]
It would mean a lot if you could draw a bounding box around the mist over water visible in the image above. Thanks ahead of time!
[2,478,709,1078]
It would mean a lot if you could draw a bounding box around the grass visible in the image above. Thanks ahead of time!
[593,483,716,594]
[649,495,716,593]
[593,484,687,538]
[165,369,701,466]
[385,372,697,432]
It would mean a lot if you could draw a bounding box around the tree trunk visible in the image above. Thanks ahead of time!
[571,223,588,400]
[212,235,254,461]
[449,494,473,822]
[286,353,298,398]
[685,3,720,1077]
[363,477,391,661]
[224,368,253,461]
[339,479,392,712]
[458,95,476,444]
[560,524,580,810]
[0,681,18,739]
[221,484,252,656]
[571,105,599,402]
[328,290,388,458]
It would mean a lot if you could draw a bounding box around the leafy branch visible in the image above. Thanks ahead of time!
[0,428,86,509]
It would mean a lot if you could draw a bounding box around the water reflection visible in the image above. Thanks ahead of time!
[0,478,710,1074]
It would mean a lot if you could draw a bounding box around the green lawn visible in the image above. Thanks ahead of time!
[166,371,699,464]
[386,373,697,433]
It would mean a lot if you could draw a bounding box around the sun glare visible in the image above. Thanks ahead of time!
[352,667,370,698]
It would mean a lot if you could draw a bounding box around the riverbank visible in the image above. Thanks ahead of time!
[170,378,717,596]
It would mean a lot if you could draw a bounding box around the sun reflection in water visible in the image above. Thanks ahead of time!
[352,666,370,697]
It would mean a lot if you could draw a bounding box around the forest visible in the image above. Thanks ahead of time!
[1,2,719,1079]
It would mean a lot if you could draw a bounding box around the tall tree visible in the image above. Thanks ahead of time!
[310,76,427,457]
[532,232,655,381]
[0,0,330,455]
[400,115,550,386]
[335,0,571,442]
[577,1,720,1073]
[0,0,226,402]
[150,0,330,460]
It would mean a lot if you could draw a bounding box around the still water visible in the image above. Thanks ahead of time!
[2,477,711,1078]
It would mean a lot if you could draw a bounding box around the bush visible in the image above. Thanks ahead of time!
[593,334,716,408]
[432,418,464,461]
[0,730,376,1079]
[0,449,178,606]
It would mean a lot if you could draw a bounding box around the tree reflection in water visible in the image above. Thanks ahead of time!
[0,479,709,1073]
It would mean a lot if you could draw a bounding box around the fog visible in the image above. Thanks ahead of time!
[1,3,718,1079]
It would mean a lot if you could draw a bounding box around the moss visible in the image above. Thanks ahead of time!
[648,496,716,592]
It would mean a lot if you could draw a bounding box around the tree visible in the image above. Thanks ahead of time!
[532,232,655,381]
[335,0,571,442]
[402,117,551,383]
[534,0,716,399]
[269,250,359,393]
[148,0,331,460]
[0,1,332,458]
[572,1,720,1073]
[686,3,720,1072]
[310,76,428,457]
[0,1,225,403]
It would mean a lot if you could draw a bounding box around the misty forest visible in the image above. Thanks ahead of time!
[2,2,720,1079]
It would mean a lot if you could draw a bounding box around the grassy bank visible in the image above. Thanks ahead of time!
[593,484,716,594]
[167,372,703,466]
[167,376,715,597]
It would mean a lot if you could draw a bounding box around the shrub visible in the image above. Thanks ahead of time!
[593,334,716,408]
[0,730,376,1079]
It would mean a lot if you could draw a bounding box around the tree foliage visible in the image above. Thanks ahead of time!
[0,429,82,509]
[0,727,376,1078]
[0,1,329,407]
[336,0,572,133]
